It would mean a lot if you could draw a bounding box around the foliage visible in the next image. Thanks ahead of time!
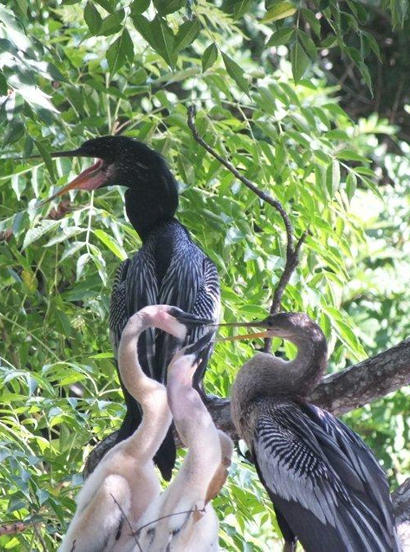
[0,0,409,550]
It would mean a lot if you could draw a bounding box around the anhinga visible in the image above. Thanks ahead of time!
[59,304,213,552]
[48,136,221,480]
[227,312,399,552]
[136,333,233,551]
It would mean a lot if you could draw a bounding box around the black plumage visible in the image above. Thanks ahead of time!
[50,136,220,480]
[230,312,399,552]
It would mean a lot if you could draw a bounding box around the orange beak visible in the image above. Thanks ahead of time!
[214,320,270,342]
[44,158,106,203]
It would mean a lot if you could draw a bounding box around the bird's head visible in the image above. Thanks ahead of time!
[131,305,215,344]
[45,135,177,205]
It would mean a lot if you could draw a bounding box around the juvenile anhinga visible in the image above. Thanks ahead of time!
[228,312,399,552]
[59,305,213,552]
[136,333,233,551]
[48,136,220,479]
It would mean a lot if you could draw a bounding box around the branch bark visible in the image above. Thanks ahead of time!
[392,478,410,550]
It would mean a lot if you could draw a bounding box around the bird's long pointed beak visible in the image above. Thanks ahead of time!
[43,149,107,204]
[182,330,215,357]
[215,319,270,342]
[169,308,216,328]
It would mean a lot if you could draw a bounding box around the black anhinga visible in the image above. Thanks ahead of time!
[48,136,220,480]
[59,305,213,552]
[227,312,399,552]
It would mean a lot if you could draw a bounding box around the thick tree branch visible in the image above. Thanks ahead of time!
[187,106,307,352]
[310,337,410,415]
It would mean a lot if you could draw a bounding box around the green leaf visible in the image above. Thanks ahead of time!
[297,30,316,60]
[361,31,381,61]
[99,10,125,36]
[33,140,55,180]
[326,159,340,197]
[301,8,321,37]
[132,14,176,66]
[261,1,296,23]
[130,0,151,15]
[222,52,249,94]
[95,0,115,13]
[84,2,102,34]
[175,20,201,52]
[0,71,7,95]
[202,43,218,72]
[346,172,357,201]
[3,120,24,145]
[153,0,184,15]
[106,29,134,74]
[290,40,310,82]
[336,149,366,162]
[357,62,373,95]
[94,229,127,260]
[266,28,294,47]
[22,221,60,250]
[233,0,254,19]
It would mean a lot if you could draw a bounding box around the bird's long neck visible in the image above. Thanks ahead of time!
[167,358,221,494]
[283,334,327,396]
[118,315,171,460]
[125,171,179,239]
[233,334,327,414]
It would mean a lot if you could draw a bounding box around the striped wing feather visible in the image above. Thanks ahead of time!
[253,401,399,552]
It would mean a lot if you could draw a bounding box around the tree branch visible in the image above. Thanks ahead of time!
[186,105,307,351]
[310,337,410,415]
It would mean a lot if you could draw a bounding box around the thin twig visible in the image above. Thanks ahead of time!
[0,521,28,536]
[133,506,204,536]
[110,494,142,552]
[187,105,307,351]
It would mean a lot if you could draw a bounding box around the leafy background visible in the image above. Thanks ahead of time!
[1,0,409,549]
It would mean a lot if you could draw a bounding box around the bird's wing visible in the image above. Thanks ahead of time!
[253,402,398,552]
[157,248,220,386]
[304,404,399,548]
[110,248,158,376]
[190,256,220,389]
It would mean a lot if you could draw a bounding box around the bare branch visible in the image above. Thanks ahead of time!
[310,337,410,415]
[0,521,28,536]
[187,106,306,351]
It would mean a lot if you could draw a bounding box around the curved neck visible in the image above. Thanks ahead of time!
[125,174,178,239]
[167,357,221,491]
[284,334,327,395]
[233,335,327,410]
[117,313,171,458]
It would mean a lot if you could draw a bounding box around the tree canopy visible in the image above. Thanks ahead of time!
[0,0,409,549]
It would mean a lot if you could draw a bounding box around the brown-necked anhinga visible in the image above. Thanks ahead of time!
[226,312,399,552]
[59,305,213,552]
[47,136,221,480]
[136,331,233,552]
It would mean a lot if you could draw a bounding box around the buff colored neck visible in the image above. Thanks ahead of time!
[117,313,172,461]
